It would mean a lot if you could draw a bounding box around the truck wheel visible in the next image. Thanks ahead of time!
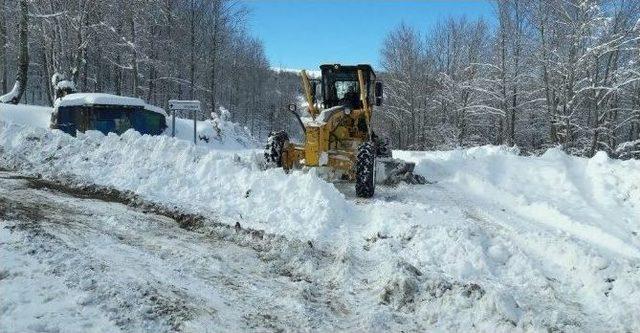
[264,130,289,167]
[356,141,376,198]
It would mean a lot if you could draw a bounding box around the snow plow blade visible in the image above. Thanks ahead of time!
[375,158,427,185]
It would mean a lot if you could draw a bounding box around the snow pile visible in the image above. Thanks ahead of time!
[0,82,22,104]
[396,146,640,254]
[0,122,342,241]
[53,80,76,93]
[169,107,258,149]
[369,147,640,330]
[0,103,52,128]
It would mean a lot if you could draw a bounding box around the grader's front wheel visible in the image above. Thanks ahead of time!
[355,141,376,198]
[264,130,289,167]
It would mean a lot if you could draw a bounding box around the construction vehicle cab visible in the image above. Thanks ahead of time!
[318,64,382,110]
[265,64,422,198]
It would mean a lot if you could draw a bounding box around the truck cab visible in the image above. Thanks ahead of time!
[317,64,382,109]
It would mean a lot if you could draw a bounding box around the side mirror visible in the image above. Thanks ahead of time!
[288,103,297,113]
[375,82,383,106]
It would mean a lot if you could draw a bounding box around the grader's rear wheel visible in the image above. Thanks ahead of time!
[264,130,289,167]
[356,141,376,198]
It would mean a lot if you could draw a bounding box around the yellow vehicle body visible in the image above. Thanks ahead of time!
[280,64,379,180]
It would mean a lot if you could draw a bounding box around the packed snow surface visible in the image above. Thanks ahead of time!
[1,106,639,331]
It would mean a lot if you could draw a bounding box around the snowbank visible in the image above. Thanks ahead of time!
[396,146,640,258]
[0,103,52,129]
[0,122,340,241]
[168,110,257,150]
[0,82,22,103]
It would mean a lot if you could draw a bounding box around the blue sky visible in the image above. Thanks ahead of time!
[242,1,495,71]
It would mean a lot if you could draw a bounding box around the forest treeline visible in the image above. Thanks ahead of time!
[1,0,639,157]
[378,0,639,158]
[0,0,303,139]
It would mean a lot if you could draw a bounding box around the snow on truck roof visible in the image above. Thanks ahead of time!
[55,93,167,116]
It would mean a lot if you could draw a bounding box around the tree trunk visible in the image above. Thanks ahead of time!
[0,0,28,104]
[0,0,6,94]
[130,15,139,97]
[508,0,520,147]
[115,20,123,96]
[147,24,157,103]
[209,1,221,117]
[71,7,86,87]
[189,0,196,100]
[41,50,53,106]
[538,10,557,144]
[498,2,508,145]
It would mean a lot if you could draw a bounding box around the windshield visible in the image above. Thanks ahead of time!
[323,70,367,108]
[335,80,359,100]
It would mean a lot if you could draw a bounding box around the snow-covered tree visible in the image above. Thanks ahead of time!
[376,0,639,158]
[0,0,28,104]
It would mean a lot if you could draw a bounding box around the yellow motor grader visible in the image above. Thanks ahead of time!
[265,64,424,198]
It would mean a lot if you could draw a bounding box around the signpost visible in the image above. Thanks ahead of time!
[168,100,201,144]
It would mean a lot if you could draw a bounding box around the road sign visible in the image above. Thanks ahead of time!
[168,100,202,144]
[168,100,201,111]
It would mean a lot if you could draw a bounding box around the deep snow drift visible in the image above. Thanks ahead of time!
[1,104,639,331]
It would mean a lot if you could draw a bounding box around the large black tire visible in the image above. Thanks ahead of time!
[264,130,289,167]
[356,141,376,198]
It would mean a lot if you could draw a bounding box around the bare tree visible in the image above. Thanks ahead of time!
[0,0,7,94]
[0,0,28,104]
[380,23,427,149]
[378,0,639,157]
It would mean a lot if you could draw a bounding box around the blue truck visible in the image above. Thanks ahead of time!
[50,93,167,136]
